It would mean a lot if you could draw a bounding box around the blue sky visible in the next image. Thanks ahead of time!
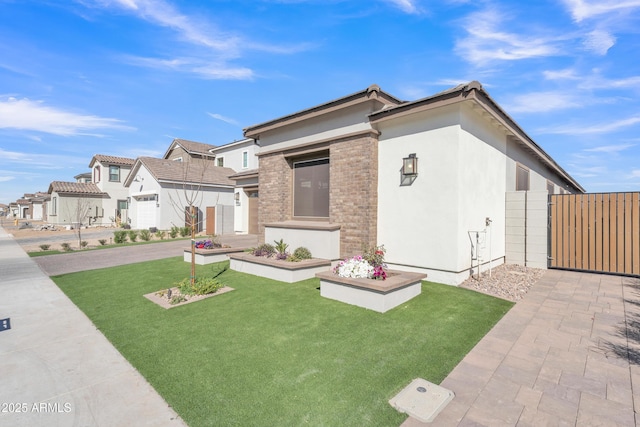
[1,0,639,205]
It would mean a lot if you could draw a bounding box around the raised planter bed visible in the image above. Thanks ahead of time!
[229,252,331,283]
[315,270,427,313]
[184,247,250,265]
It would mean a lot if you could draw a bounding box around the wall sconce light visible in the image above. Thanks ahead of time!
[234,192,241,206]
[400,153,418,186]
[402,153,418,176]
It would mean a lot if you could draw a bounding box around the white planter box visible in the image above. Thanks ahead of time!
[184,247,249,265]
[229,253,331,283]
[316,270,427,313]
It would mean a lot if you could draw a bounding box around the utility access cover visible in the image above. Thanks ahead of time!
[389,378,454,423]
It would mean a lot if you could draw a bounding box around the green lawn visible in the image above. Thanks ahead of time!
[52,258,513,426]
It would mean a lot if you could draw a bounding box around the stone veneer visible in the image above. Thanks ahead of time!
[258,130,379,258]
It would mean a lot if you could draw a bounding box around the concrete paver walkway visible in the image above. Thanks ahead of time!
[404,269,640,426]
[0,227,188,427]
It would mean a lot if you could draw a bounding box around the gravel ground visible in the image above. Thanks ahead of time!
[459,263,546,302]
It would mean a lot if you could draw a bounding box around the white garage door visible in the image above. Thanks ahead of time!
[136,197,156,229]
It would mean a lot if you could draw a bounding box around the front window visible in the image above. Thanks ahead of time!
[94,166,101,183]
[109,165,120,182]
[293,157,329,218]
[242,151,248,169]
[217,157,224,167]
[51,197,57,215]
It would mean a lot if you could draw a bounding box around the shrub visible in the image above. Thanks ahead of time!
[113,230,128,244]
[169,226,179,239]
[80,241,88,248]
[122,223,131,229]
[179,226,190,237]
[252,243,276,257]
[273,238,289,255]
[363,244,386,269]
[98,239,107,246]
[128,230,138,242]
[169,295,187,305]
[293,247,312,260]
[139,229,151,241]
[61,243,73,252]
[156,230,166,240]
[175,277,224,296]
[39,244,51,251]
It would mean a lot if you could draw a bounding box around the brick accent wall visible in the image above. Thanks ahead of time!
[330,134,378,257]
[258,131,379,257]
[258,152,291,240]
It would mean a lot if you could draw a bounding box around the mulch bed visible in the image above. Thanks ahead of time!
[143,286,235,309]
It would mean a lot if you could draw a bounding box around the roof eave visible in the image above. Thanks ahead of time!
[244,85,403,138]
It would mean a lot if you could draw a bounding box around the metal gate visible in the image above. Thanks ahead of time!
[549,193,640,276]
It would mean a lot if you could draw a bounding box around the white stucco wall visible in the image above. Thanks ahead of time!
[377,104,509,285]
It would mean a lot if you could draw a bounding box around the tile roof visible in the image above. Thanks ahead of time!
[48,181,107,195]
[173,139,217,154]
[137,157,236,187]
[90,154,136,167]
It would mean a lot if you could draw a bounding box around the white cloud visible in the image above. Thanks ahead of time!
[582,29,616,55]
[0,176,14,183]
[207,112,240,126]
[543,68,581,80]
[561,0,640,22]
[539,115,640,134]
[92,0,240,52]
[123,55,254,80]
[455,8,561,66]
[384,0,419,14]
[0,97,134,136]
[506,92,582,113]
[584,143,635,153]
[629,170,640,178]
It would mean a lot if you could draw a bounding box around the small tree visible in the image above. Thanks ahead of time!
[167,157,217,286]
[66,197,95,248]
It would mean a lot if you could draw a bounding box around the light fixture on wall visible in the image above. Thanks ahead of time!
[400,153,418,186]
[402,153,418,176]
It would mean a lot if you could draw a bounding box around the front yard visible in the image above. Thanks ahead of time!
[52,258,512,426]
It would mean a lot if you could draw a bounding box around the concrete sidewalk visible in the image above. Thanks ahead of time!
[404,269,640,426]
[0,226,187,427]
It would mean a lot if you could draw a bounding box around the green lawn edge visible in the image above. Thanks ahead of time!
[52,258,513,426]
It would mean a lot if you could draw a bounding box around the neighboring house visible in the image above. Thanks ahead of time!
[0,203,7,217]
[47,182,107,227]
[74,172,92,183]
[207,139,259,235]
[163,138,216,163]
[27,192,49,221]
[89,154,135,226]
[124,157,236,234]
[244,82,584,285]
[163,137,260,234]
[16,198,30,219]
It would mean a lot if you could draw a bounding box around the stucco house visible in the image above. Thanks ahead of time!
[124,156,236,233]
[47,181,107,227]
[207,138,259,234]
[89,154,135,226]
[244,81,584,285]
[163,138,216,163]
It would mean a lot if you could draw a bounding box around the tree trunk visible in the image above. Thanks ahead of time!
[190,205,196,285]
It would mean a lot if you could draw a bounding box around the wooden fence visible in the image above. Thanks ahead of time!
[549,193,640,276]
